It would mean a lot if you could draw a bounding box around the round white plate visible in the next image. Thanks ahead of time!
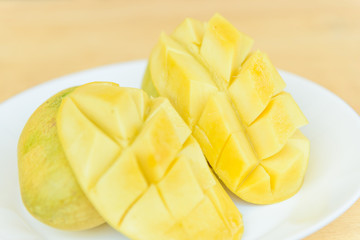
[1,60,360,240]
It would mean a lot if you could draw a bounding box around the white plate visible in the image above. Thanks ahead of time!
[1,60,360,240]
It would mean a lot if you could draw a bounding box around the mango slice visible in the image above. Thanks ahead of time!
[57,82,243,239]
[143,14,309,204]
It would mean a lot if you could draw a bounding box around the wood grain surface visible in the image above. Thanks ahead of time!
[1,0,359,239]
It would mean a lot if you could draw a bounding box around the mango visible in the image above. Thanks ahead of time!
[56,82,243,239]
[143,14,309,204]
[18,87,104,230]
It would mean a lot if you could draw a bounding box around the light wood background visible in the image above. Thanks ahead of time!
[1,0,359,239]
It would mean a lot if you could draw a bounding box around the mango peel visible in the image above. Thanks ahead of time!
[18,87,104,230]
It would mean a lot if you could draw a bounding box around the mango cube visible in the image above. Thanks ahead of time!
[229,50,286,125]
[158,156,204,220]
[150,33,218,126]
[89,150,147,224]
[247,92,308,159]
[216,131,258,191]
[172,18,205,53]
[194,92,243,166]
[200,14,254,84]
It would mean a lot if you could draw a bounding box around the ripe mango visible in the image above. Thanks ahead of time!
[54,82,243,239]
[18,88,104,230]
[143,14,310,204]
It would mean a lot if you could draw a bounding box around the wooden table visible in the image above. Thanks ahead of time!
[1,1,359,239]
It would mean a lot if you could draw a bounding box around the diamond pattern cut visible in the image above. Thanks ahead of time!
[57,83,243,239]
[146,14,309,204]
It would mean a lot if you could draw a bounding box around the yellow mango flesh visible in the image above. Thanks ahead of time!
[57,82,243,239]
[237,131,310,204]
[246,92,308,159]
[229,50,286,125]
[143,14,309,204]
[17,88,104,230]
[200,14,254,84]
[172,18,205,54]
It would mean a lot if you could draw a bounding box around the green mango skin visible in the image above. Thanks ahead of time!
[18,88,104,230]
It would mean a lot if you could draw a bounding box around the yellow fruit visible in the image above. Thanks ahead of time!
[143,14,309,204]
[17,88,104,230]
[57,82,243,239]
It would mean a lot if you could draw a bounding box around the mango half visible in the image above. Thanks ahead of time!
[55,82,243,239]
[18,88,104,230]
[143,14,310,204]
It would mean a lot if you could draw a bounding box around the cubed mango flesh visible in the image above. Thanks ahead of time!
[143,14,309,204]
[57,82,243,239]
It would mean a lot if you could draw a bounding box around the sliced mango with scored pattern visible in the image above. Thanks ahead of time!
[143,13,310,204]
[57,82,243,239]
